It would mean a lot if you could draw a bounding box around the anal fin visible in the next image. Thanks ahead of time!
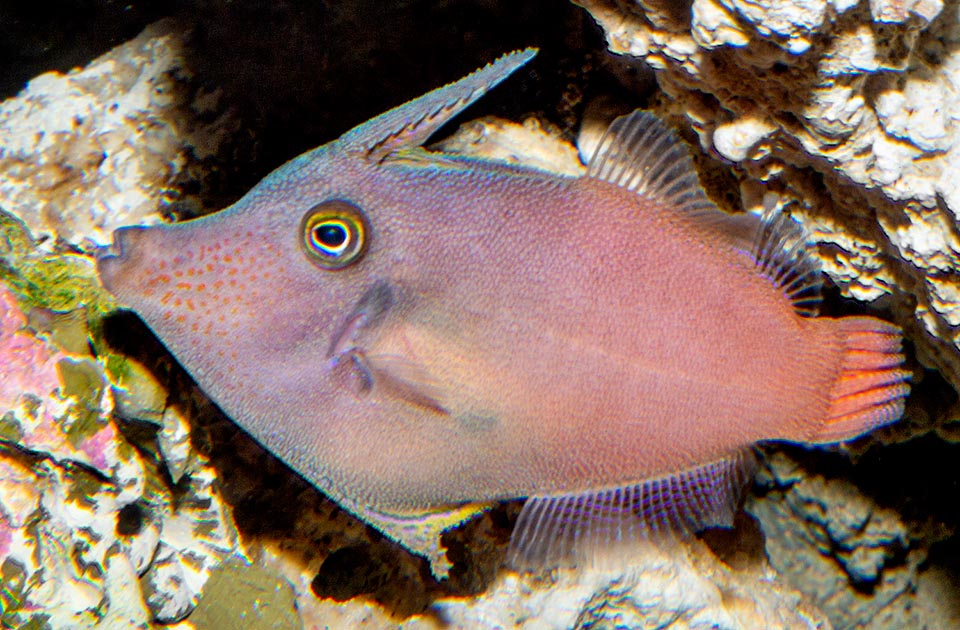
[506,450,756,572]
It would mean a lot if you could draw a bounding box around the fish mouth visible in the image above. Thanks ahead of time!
[95,226,144,296]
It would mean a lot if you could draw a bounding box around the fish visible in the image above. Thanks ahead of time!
[96,49,911,578]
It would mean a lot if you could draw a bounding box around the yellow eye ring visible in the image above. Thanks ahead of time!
[300,200,369,270]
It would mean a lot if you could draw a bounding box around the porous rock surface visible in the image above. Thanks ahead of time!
[0,18,232,249]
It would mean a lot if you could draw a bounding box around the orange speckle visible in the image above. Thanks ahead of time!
[176,314,186,323]
[206,263,214,272]
[155,274,171,284]
[176,282,191,291]
[196,283,206,292]
[213,280,224,289]
[191,322,199,332]
[228,268,237,276]
[161,291,174,304]
[174,298,182,307]
[223,255,233,263]
[174,270,183,278]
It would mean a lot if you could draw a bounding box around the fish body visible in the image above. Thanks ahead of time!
[97,50,909,575]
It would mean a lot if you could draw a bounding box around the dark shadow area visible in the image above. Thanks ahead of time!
[0,1,178,97]
[0,0,637,213]
[761,430,960,574]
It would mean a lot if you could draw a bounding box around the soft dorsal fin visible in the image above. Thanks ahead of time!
[750,195,822,317]
[587,110,718,218]
[588,111,821,316]
[339,49,537,162]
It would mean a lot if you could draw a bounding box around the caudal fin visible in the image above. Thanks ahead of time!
[812,316,910,444]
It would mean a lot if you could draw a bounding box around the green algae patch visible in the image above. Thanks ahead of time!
[106,355,168,426]
[0,410,24,443]
[187,555,300,630]
[56,358,110,449]
[0,209,116,350]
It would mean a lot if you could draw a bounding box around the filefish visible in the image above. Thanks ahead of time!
[96,49,910,577]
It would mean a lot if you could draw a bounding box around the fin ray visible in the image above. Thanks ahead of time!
[587,111,715,216]
[340,49,536,161]
[366,353,449,414]
[507,451,756,572]
[812,317,910,443]
[749,196,823,316]
[586,111,824,317]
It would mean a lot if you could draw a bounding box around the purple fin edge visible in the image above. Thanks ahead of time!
[506,449,757,572]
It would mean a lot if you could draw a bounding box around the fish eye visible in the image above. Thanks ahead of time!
[300,200,369,269]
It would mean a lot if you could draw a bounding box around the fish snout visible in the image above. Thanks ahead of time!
[96,226,149,296]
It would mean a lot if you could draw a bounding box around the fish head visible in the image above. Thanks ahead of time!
[98,142,390,401]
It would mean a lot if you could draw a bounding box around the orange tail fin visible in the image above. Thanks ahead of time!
[812,316,910,444]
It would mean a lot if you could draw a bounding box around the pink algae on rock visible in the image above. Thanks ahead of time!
[0,284,119,477]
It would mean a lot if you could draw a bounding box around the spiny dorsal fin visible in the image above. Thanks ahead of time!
[506,450,756,572]
[751,195,822,317]
[339,49,537,162]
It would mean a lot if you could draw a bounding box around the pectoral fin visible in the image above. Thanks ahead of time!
[366,353,449,414]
